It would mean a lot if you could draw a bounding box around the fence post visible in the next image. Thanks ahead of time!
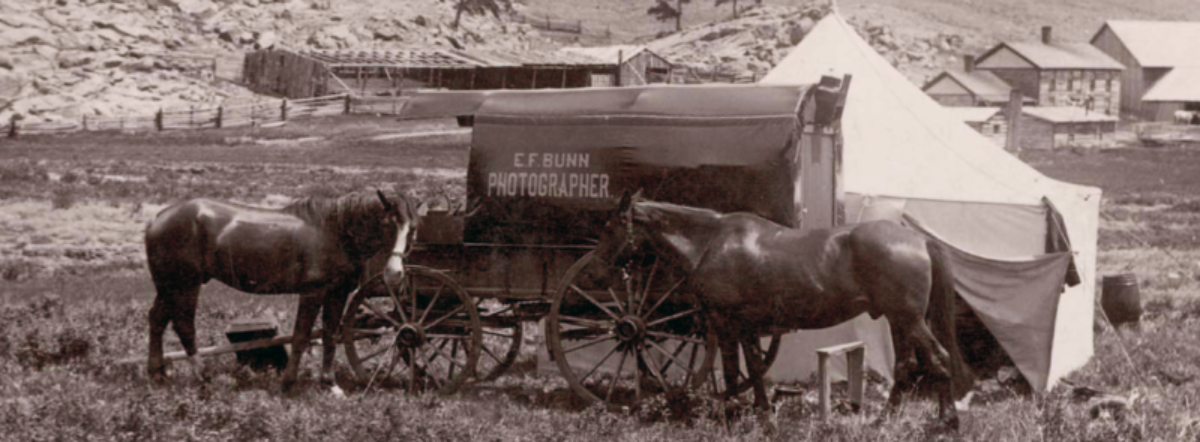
[281,98,288,121]
[577,20,582,33]
[216,105,223,129]
[343,94,351,114]
[7,116,16,138]
[546,15,551,30]
[155,109,163,131]
[211,58,218,86]
[82,114,88,131]
[189,106,195,128]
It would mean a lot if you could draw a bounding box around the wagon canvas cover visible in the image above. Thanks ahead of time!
[405,85,818,245]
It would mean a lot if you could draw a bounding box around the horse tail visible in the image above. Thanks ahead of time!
[925,240,974,399]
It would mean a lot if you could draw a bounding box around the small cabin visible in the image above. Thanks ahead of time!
[945,107,1008,147]
[1017,107,1118,150]
[558,46,676,86]
[924,56,1034,107]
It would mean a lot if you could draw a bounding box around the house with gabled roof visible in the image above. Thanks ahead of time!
[972,26,1124,116]
[923,55,1037,107]
[1091,20,1200,121]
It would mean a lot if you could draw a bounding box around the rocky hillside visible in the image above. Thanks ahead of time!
[644,4,971,84]
[0,0,551,124]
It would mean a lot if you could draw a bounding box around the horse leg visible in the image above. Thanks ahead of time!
[902,318,960,429]
[283,293,323,394]
[741,334,776,435]
[885,318,916,414]
[718,339,741,402]
[165,284,205,381]
[146,293,173,382]
[318,287,350,385]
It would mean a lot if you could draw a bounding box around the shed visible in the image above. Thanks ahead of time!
[242,48,617,99]
[944,106,1007,147]
[558,45,675,86]
[1091,21,1200,121]
[923,56,1034,107]
[1018,106,1118,150]
[974,26,1124,115]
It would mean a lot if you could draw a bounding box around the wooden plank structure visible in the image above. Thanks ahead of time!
[242,48,623,99]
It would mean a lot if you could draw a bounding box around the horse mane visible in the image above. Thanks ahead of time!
[281,188,409,231]
[632,198,725,225]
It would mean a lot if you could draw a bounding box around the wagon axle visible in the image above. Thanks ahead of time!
[615,316,646,342]
[395,323,427,349]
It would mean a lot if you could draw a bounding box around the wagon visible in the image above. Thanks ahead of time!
[333,78,852,407]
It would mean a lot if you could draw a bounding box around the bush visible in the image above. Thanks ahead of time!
[51,186,79,209]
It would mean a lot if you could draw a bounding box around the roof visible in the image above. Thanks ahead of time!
[1141,67,1200,101]
[292,48,610,69]
[978,42,1124,70]
[944,106,1003,123]
[925,70,1020,102]
[402,84,811,120]
[299,49,482,68]
[559,45,670,65]
[457,48,611,67]
[1092,21,1200,68]
[1022,106,1119,123]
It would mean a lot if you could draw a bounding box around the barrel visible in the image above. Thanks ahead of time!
[1101,274,1142,326]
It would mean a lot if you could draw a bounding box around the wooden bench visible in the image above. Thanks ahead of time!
[819,341,866,420]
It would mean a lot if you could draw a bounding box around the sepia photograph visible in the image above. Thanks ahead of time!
[2,0,1200,440]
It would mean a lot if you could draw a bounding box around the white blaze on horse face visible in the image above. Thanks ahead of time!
[383,221,411,286]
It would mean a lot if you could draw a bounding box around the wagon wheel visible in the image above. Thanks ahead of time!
[475,299,523,381]
[546,252,718,410]
[342,266,482,396]
[710,332,784,397]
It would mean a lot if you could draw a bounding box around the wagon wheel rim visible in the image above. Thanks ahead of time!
[547,252,716,410]
[342,266,481,396]
[476,299,523,382]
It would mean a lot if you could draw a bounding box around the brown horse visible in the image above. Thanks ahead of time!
[592,192,972,429]
[143,188,419,392]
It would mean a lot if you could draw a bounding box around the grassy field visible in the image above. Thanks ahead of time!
[2,120,1200,441]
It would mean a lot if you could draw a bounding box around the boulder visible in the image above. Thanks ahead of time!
[373,28,402,42]
[0,54,12,70]
[0,28,58,47]
[254,30,277,49]
[58,53,94,69]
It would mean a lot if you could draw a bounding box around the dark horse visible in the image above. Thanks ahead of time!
[144,188,419,392]
[593,192,971,429]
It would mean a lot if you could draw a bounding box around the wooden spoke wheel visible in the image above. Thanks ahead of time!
[342,266,481,396]
[709,332,783,397]
[475,299,523,382]
[546,252,717,410]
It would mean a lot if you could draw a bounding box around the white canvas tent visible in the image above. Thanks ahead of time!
[756,13,1101,391]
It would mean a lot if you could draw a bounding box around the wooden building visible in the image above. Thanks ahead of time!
[924,55,1035,107]
[243,48,620,99]
[973,26,1124,115]
[558,45,675,86]
[945,106,1008,147]
[1091,20,1200,121]
[1016,106,1118,150]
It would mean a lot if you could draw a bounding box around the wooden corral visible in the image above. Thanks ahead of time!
[974,26,1123,116]
[1017,106,1118,150]
[1091,20,1200,121]
[242,48,628,99]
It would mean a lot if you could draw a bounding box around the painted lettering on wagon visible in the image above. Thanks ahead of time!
[486,152,610,198]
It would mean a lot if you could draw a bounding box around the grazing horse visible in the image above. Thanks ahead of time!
[144,188,419,392]
[592,192,972,430]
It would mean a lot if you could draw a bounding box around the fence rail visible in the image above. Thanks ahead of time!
[5,93,410,138]
[512,13,585,35]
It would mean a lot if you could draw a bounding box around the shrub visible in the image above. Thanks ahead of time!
[51,186,79,210]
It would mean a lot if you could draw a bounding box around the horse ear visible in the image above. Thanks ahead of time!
[417,201,430,217]
[617,190,633,214]
[632,189,644,201]
[376,189,394,212]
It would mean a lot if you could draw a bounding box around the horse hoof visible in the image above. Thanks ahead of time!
[758,409,778,436]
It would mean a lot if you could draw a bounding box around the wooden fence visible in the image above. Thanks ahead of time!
[6,94,409,138]
[512,13,585,35]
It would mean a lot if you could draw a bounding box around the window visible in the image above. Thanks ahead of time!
[993,124,1001,134]
[1070,79,1077,90]
[1049,79,1056,91]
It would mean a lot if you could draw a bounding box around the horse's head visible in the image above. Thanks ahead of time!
[591,190,644,277]
[376,189,421,288]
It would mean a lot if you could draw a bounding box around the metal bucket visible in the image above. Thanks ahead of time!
[1101,274,1142,326]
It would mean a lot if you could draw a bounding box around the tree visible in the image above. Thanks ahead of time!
[715,0,738,18]
[453,0,511,29]
[647,0,690,32]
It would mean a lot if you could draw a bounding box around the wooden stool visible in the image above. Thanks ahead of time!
[818,341,865,421]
